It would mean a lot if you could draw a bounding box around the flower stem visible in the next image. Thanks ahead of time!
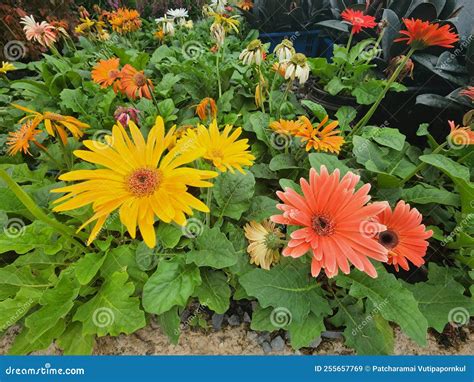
[205,186,213,227]
[0,168,85,249]
[350,48,416,137]
[268,71,279,115]
[216,52,222,98]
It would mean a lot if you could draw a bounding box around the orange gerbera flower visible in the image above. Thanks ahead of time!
[460,86,474,102]
[296,115,345,154]
[238,0,253,11]
[374,201,432,271]
[341,8,377,34]
[272,166,389,278]
[395,18,459,49]
[269,119,303,135]
[196,97,218,121]
[119,64,153,100]
[6,121,42,156]
[91,58,122,90]
[108,8,142,34]
[448,120,474,147]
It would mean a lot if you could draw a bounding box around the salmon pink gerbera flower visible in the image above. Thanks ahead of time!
[271,166,389,278]
[395,18,459,49]
[460,86,474,102]
[341,8,377,35]
[20,15,57,47]
[374,201,433,271]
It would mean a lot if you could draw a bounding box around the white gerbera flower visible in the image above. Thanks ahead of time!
[210,22,225,47]
[285,53,310,85]
[274,39,296,63]
[211,0,228,13]
[155,16,175,36]
[239,39,265,66]
[167,8,189,19]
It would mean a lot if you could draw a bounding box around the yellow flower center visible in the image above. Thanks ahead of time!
[312,214,334,236]
[210,148,225,161]
[127,168,162,197]
[134,73,147,87]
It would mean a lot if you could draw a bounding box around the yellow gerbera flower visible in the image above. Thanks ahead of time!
[12,104,89,145]
[210,12,240,33]
[177,119,255,173]
[296,115,345,154]
[0,61,16,74]
[244,220,283,270]
[51,117,217,248]
[269,119,303,135]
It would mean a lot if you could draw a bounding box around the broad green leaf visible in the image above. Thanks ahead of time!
[74,271,146,336]
[8,320,66,355]
[0,164,47,184]
[0,287,40,329]
[142,259,201,315]
[213,171,255,219]
[402,184,460,206]
[240,260,331,322]
[250,305,280,332]
[0,265,51,288]
[406,263,474,332]
[75,253,107,285]
[25,275,80,342]
[57,322,94,355]
[157,222,183,249]
[335,106,357,131]
[193,269,231,314]
[352,80,384,105]
[59,88,88,114]
[0,220,62,255]
[362,127,406,151]
[101,246,148,285]
[308,153,351,175]
[243,112,271,145]
[288,312,325,350]
[269,153,299,171]
[331,298,394,355]
[326,77,347,96]
[300,100,327,120]
[245,196,279,221]
[157,306,181,345]
[337,265,428,346]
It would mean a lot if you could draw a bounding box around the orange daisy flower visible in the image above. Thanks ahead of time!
[91,58,122,90]
[269,119,303,135]
[238,0,253,11]
[271,62,287,77]
[374,201,432,271]
[341,8,377,34]
[119,64,154,100]
[108,8,142,34]
[271,166,389,278]
[395,18,459,49]
[296,115,345,154]
[448,120,474,147]
[6,121,42,156]
[196,97,218,121]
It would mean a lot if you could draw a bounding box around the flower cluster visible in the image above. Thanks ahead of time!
[108,8,142,34]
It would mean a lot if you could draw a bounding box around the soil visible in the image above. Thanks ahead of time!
[1,324,472,356]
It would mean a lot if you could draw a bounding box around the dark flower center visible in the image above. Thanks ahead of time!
[134,73,147,87]
[312,214,334,236]
[378,230,399,249]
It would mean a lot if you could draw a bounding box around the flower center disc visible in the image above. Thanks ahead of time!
[312,214,334,236]
[378,230,399,249]
[127,168,161,197]
[134,73,147,87]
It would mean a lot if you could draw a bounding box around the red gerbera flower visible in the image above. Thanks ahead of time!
[374,201,432,271]
[341,8,377,34]
[395,18,459,49]
[271,166,389,278]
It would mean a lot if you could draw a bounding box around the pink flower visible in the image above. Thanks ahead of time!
[20,15,57,48]
[271,166,389,278]
[114,106,140,126]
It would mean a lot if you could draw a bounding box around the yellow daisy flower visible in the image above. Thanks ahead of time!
[210,12,240,33]
[244,220,283,270]
[177,119,255,173]
[12,104,89,145]
[0,61,16,74]
[51,117,217,248]
[269,119,304,135]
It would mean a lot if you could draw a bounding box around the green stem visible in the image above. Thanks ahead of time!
[216,52,222,98]
[457,150,473,164]
[365,29,384,65]
[205,185,213,227]
[268,70,279,115]
[148,84,160,110]
[34,142,63,170]
[0,168,85,249]
[397,142,447,186]
[58,139,73,170]
[350,48,416,137]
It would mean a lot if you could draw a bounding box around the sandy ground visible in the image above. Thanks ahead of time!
[1,323,472,355]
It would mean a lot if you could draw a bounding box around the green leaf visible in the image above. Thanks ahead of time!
[193,269,231,314]
[402,184,460,206]
[417,123,430,136]
[406,263,474,332]
[157,222,183,249]
[250,305,279,332]
[335,106,357,131]
[301,100,327,120]
[269,153,299,171]
[352,80,384,105]
[186,226,238,269]
[337,265,428,346]
[243,112,271,145]
[213,171,255,219]
[8,320,66,355]
[74,271,146,336]
[308,153,351,175]
[0,220,62,255]
[75,253,107,285]
[245,196,279,221]
[288,312,325,350]
[57,322,94,355]
[59,88,88,114]
[142,259,201,315]
[240,260,331,322]
[331,298,394,355]
[0,287,39,330]
[25,275,80,342]
[101,246,148,285]
[362,127,406,151]
[326,77,347,96]
[157,306,181,345]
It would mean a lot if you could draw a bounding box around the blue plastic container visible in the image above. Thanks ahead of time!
[259,30,333,59]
